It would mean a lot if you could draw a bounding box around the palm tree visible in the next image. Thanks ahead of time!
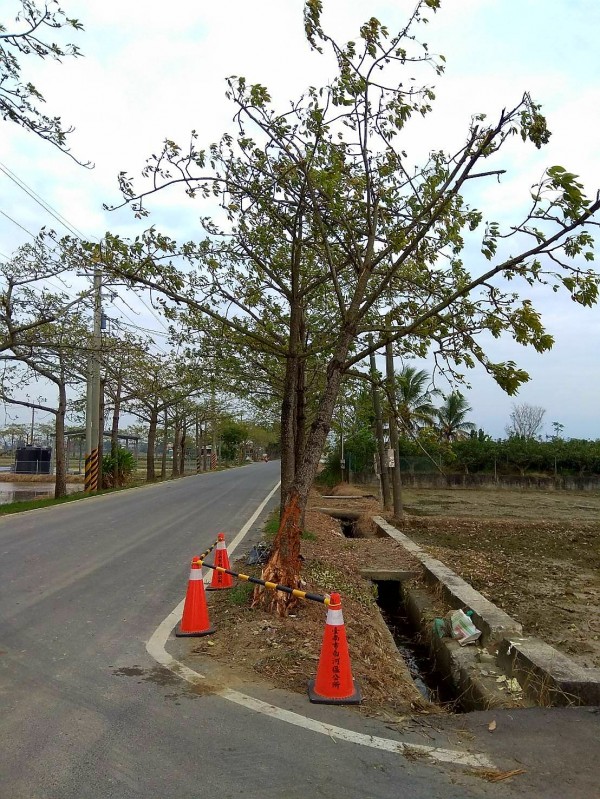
[436,392,476,441]
[395,366,439,435]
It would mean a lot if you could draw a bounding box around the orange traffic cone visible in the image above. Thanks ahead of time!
[176,558,215,637]
[206,532,234,591]
[308,592,361,704]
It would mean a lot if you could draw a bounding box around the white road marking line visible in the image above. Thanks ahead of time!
[146,481,495,770]
[218,688,494,767]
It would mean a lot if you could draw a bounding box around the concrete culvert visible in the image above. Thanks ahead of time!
[317,508,378,538]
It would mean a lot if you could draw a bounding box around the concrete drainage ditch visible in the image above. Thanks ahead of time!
[319,506,600,711]
[372,516,600,710]
[370,571,528,712]
[375,578,455,707]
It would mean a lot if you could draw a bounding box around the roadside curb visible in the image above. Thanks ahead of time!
[373,516,600,708]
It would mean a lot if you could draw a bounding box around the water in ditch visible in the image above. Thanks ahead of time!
[338,515,458,708]
[376,580,458,708]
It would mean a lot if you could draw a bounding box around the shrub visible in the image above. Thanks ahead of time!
[102,448,136,488]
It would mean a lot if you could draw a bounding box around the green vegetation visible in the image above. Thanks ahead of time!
[102,447,136,488]
[321,416,600,482]
[0,491,90,516]
[224,581,254,607]
[322,374,600,482]
[449,435,600,477]
[0,1,86,162]
[219,420,250,464]
[263,510,280,541]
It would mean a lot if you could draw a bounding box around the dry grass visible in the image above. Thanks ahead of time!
[0,473,85,484]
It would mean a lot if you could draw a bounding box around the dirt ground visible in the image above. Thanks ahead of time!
[191,488,435,720]
[401,487,600,670]
[193,484,599,719]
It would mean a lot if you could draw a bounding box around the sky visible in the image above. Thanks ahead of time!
[1,0,599,440]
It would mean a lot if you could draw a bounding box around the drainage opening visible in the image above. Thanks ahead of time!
[319,509,363,538]
[375,579,460,710]
[340,519,358,537]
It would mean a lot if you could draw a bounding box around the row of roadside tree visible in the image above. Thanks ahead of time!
[3,1,600,613]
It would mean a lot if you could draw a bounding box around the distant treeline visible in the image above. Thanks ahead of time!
[325,431,600,480]
[441,435,600,477]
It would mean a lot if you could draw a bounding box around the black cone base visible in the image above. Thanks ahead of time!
[307,678,362,704]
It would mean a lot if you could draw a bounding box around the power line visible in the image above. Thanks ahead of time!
[0,226,84,302]
[107,296,171,355]
[0,210,70,263]
[0,161,93,241]
[0,222,168,335]
[0,208,36,239]
[136,294,172,335]
[115,318,171,339]
[0,165,174,356]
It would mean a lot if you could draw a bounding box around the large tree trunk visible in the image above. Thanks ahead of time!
[54,383,67,499]
[294,314,307,476]
[385,340,403,519]
[294,347,308,524]
[255,349,348,615]
[256,242,374,615]
[279,353,298,517]
[280,300,305,517]
[146,407,158,481]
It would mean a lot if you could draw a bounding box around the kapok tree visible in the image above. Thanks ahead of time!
[0,306,91,498]
[99,0,599,614]
[0,0,88,163]
[0,241,93,353]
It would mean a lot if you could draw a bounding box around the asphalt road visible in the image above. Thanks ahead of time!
[0,462,597,799]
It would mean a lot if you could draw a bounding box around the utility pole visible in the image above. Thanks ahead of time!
[195,409,200,474]
[98,375,105,488]
[385,339,403,519]
[201,421,207,471]
[85,259,102,492]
